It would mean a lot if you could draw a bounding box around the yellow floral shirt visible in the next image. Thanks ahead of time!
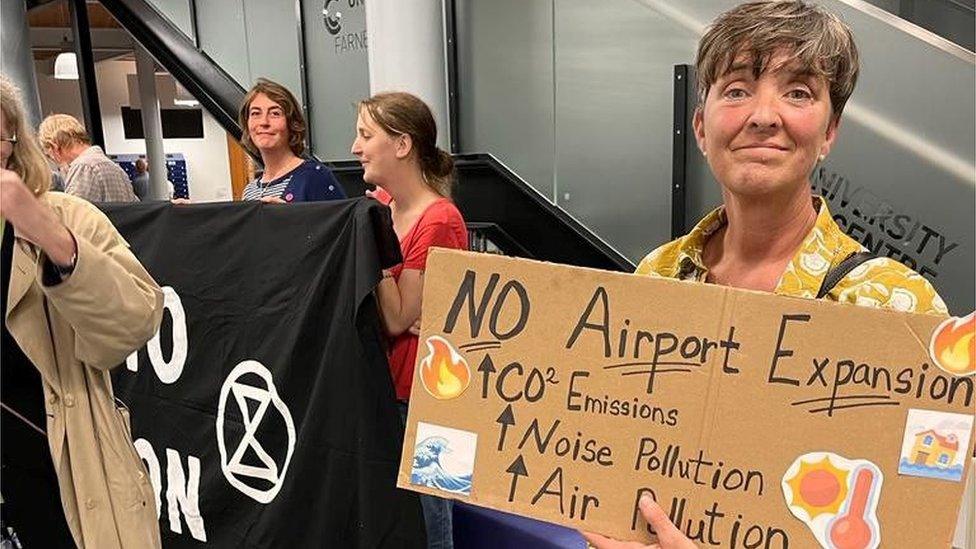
[635,198,949,316]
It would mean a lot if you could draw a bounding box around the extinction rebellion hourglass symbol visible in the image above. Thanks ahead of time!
[216,360,296,503]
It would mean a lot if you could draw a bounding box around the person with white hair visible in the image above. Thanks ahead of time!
[38,113,137,203]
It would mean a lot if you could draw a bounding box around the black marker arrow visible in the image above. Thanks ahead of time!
[496,404,516,451]
[478,354,496,399]
[506,454,528,502]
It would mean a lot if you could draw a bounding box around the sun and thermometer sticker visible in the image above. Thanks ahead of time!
[782,453,882,549]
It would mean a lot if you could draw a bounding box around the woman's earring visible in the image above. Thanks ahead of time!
[818,154,826,162]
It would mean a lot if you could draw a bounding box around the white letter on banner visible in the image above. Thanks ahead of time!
[127,287,188,383]
[133,438,162,519]
[165,448,207,541]
[148,287,188,383]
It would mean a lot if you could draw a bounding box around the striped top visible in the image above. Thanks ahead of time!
[241,179,290,201]
[240,159,345,203]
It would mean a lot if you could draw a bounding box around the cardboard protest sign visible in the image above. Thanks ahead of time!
[397,249,975,548]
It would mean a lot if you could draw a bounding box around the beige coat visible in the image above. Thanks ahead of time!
[5,192,164,548]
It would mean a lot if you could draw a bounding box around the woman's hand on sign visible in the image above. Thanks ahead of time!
[581,495,696,549]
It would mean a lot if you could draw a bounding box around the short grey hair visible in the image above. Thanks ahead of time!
[695,0,860,119]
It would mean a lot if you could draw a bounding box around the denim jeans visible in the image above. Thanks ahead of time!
[398,400,454,549]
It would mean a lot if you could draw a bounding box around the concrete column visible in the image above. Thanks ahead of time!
[135,46,169,200]
[1,0,43,127]
[364,0,450,150]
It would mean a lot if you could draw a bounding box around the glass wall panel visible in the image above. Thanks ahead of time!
[553,0,698,262]
[301,0,370,159]
[457,0,556,199]
[241,0,304,99]
[458,0,699,260]
[145,0,194,40]
[195,0,249,86]
[861,0,974,51]
[194,0,304,102]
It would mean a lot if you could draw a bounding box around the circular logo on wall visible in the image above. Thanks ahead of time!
[322,0,342,35]
[216,360,296,504]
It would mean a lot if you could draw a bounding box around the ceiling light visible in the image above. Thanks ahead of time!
[54,52,79,80]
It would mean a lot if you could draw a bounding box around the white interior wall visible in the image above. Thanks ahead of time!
[34,58,232,202]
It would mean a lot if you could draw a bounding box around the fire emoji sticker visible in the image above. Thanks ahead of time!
[929,312,975,377]
[419,336,471,400]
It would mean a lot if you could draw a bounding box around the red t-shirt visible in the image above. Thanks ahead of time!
[375,189,468,400]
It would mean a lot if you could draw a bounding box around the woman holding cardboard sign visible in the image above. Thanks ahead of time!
[587,1,947,548]
[636,1,946,314]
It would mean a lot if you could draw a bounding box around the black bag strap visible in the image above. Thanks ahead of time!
[816,251,877,299]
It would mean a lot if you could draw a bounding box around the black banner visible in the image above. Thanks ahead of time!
[103,200,425,548]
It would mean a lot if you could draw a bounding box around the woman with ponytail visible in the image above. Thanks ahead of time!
[351,91,466,549]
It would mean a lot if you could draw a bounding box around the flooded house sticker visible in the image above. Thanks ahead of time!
[906,430,958,468]
[898,409,973,482]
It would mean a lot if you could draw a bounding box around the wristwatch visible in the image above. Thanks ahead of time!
[42,250,77,286]
[55,250,77,277]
